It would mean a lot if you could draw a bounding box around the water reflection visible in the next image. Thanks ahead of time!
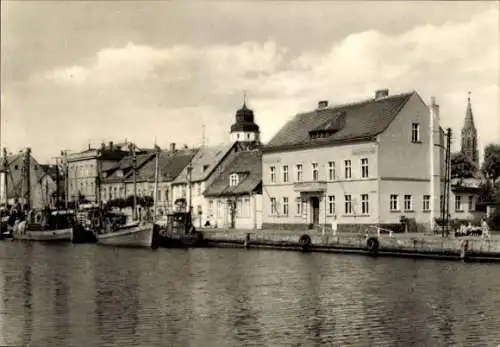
[0,243,499,347]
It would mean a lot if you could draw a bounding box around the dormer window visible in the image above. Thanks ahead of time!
[229,173,239,186]
[117,170,123,178]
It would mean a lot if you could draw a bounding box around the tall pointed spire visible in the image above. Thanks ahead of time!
[463,91,476,130]
[461,91,479,168]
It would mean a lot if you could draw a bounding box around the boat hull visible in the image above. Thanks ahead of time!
[153,227,206,248]
[12,227,73,242]
[96,223,154,248]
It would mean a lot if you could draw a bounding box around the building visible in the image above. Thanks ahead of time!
[66,141,143,203]
[0,148,58,209]
[449,178,483,222]
[460,92,479,168]
[261,89,443,233]
[204,149,263,229]
[129,146,198,216]
[170,142,238,228]
[447,94,485,223]
[100,152,155,202]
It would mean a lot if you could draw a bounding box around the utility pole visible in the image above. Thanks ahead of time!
[441,128,452,237]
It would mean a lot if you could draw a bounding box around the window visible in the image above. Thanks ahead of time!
[296,164,303,182]
[344,160,351,179]
[411,123,420,143]
[455,196,462,211]
[283,197,289,216]
[361,158,369,178]
[344,195,352,214]
[282,165,289,183]
[468,195,474,211]
[236,199,242,217]
[295,197,302,216]
[229,173,239,186]
[270,166,276,184]
[423,195,430,211]
[404,195,412,211]
[217,200,223,218]
[328,195,335,215]
[270,197,278,216]
[328,161,335,181]
[164,189,169,202]
[390,194,399,211]
[358,194,368,215]
[312,163,319,181]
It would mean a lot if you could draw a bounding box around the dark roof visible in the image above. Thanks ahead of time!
[101,153,154,183]
[264,91,415,153]
[230,103,260,133]
[125,148,198,183]
[172,142,235,184]
[204,150,262,197]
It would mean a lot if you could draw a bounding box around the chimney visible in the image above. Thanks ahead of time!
[108,141,113,150]
[429,96,440,121]
[101,142,106,151]
[317,100,328,109]
[170,143,176,152]
[375,89,389,99]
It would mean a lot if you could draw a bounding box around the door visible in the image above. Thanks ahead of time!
[311,197,320,226]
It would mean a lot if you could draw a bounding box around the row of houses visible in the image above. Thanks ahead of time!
[1,89,487,231]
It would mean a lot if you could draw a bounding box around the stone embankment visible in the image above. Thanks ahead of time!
[201,229,500,262]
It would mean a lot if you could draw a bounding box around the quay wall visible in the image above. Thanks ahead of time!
[200,229,500,262]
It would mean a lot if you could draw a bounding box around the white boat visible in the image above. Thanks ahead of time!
[96,222,154,248]
[11,220,73,242]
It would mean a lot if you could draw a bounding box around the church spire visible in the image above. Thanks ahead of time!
[461,91,479,168]
[463,91,476,130]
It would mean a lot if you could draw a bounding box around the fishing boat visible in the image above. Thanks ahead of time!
[95,143,157,249]
[154,211,205,248]
[12,209,74,242]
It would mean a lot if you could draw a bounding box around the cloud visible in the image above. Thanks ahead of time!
[4,7,499,162]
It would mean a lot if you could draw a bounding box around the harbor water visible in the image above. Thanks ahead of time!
[0,242,499,347]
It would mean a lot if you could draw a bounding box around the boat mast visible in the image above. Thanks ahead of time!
[129,143,137,220]
[2,148,8,207]
[24,147,31,211]
[187,151,192,214]
[153,145,160,219]
[55,157,60,209]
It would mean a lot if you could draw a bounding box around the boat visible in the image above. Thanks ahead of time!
[153,211,205,248]
[11,209,74,242]
[72,205,101,244]
[96,220,154,248]
[95,143,158,249]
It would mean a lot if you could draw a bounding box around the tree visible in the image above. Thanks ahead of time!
[482,144,500,183]
[451,152,477,178]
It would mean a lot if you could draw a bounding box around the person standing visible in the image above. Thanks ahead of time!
[481,219,490,239]
[331,214,338,236]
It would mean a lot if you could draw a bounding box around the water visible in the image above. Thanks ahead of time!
[0,242,499,347]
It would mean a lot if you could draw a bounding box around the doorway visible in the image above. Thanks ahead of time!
[311,197,320,226]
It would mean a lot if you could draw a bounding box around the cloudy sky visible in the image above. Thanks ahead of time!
[1,1,498,163]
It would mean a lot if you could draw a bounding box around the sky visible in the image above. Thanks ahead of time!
[1,1,499,163]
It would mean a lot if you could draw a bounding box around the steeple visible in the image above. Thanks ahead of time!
[461,91,479,168]
[230,92,261,149]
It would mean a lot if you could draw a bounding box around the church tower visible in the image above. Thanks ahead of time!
[460,92,479,168]
[230,94,261,150]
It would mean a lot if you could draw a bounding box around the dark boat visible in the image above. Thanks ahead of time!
[72,206,102,244]
[153,211,205,248]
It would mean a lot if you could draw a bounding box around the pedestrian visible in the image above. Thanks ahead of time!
[331,214,338,236]
[481,219,490,239]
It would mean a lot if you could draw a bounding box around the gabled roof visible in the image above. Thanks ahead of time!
[102,153,155,183]
[125,148,198,183]
[264,91,415,153]
[0,153,47,198]
[172,142,235,184]
[204,150,262,197]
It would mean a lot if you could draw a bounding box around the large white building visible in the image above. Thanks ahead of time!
[261,89,444,233]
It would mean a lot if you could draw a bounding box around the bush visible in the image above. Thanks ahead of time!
[487,209,500,230]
